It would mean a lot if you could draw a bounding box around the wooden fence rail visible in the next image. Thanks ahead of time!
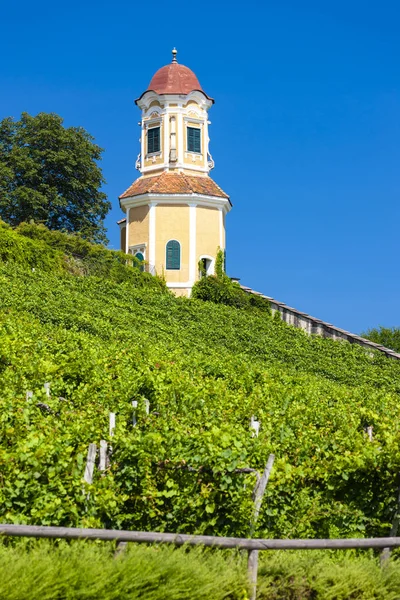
[2,524,400,551]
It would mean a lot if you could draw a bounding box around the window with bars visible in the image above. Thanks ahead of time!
[166,240,181,270]
[187,126,201,153]
[147,127,160,154]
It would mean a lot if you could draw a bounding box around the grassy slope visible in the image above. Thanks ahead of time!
[2,541,400,600]
[1,224,400,539]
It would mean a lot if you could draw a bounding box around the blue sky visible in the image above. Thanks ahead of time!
[1,0,399,333]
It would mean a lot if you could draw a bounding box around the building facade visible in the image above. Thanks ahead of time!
[118,49,231,296]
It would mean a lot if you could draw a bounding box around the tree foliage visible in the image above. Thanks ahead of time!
[0,112,111,243]
[362,326,400,353]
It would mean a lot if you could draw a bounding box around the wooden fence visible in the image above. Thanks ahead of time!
[2,523,400,550]
[2,524,400,600]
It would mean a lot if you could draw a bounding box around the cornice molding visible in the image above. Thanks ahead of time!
[120,193,231,214]
[138,90,212,111]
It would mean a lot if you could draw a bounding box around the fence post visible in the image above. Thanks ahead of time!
[248,454,275,600]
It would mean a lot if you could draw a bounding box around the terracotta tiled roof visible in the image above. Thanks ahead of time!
[136,62,213,103]
[119,173,229,201]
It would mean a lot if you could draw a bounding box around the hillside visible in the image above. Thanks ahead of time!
[1,222,400,539]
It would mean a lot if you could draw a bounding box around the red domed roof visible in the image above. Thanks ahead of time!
[136,50,213,103]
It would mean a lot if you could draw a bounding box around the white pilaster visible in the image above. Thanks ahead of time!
[177,106,184,166]
[149,203,157,269]
[140,112,145,172]
[189,203,197,284]
[204,118,210,174]
[163,112,169,168]
[189,202,197,285]
[219,207,223,249]
[125,207,130,254]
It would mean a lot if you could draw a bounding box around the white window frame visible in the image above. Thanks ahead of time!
[129,244,146,260]
[199,255,214,276]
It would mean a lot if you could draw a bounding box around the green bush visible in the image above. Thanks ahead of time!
[0,220,64,273]
[192,274,271,313]
[193,248,270,313]
[0,220,166,290]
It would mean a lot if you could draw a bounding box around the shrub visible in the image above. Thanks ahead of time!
[0,221,166,291]
[192,274,271,313]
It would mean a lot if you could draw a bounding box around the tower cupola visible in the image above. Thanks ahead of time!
[134,49,215,176]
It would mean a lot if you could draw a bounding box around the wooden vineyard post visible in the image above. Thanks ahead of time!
[109,413,116,438]
[99,440,108,472]
[250,416,260,438]
[132,401,138,426]
[84,443,97,486]
[248,454,275,600]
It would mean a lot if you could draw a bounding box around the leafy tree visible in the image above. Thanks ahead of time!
[0,112,111,243]
[362,326,400,352]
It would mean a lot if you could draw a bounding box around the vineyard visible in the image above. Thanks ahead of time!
[1,221,400,541]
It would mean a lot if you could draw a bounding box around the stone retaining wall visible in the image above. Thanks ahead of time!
[240,285,400,361]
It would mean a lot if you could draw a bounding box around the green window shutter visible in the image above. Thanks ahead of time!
[166,240,180,270]
[147,127,160,154]
[134,252,144,272]
[187,127,201,153]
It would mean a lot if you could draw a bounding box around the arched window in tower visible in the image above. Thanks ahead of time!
[166,240,181,270]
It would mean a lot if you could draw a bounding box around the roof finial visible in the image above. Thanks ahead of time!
[172,47,178,63]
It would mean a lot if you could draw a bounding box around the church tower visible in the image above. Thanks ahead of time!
[118,49,231,296]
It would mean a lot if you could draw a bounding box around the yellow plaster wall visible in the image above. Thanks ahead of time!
[120,226,126,252]
[128,205,149,248]
[180,168,207,176]
[196,206,221,279]
[171,288,189,297]
[155,204,189,283]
